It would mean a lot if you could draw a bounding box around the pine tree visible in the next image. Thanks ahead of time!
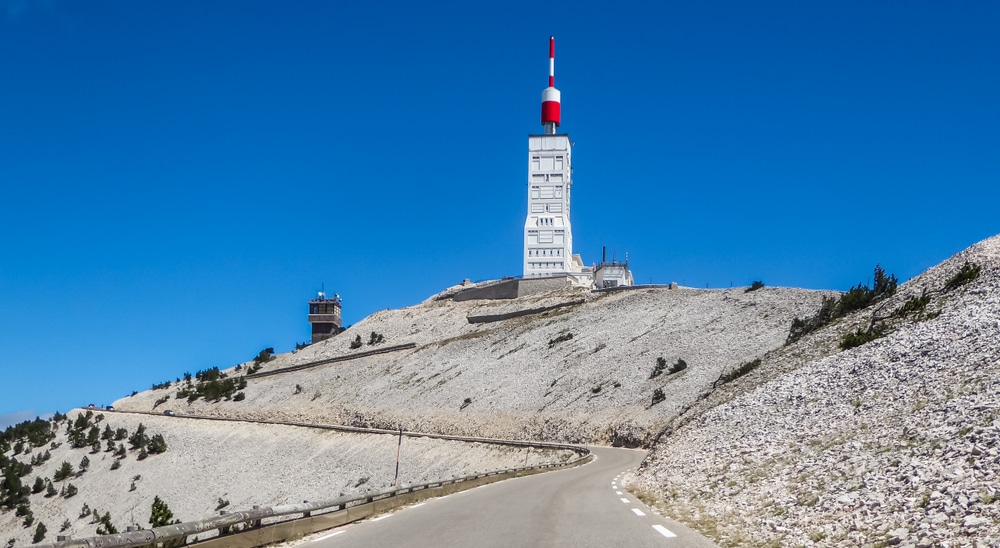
[33,521,46,543]
[147,434,167,454]
[128,424,148,450]
[53,462,74,482]
[149,496,178,527]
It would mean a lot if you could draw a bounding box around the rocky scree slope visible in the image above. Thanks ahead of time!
[116,284,830,446]
[0,411,571,547]
[628,234,1000,547]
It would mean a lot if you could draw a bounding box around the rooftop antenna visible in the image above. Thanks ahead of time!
[541,36,561,134]
[318,282,325,300]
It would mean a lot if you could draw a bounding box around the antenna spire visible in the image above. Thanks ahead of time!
[540,36,561,134]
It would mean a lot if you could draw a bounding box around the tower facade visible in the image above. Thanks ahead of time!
[523,37,576,277]
[307,292,342,344]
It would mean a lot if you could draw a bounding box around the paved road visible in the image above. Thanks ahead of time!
[304,446,718,547]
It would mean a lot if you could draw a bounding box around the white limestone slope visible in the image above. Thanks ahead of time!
[628,234,1000,547]
[115,284,829,445]
[0,412,571,546]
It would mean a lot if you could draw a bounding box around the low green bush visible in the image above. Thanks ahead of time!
[718,358,762,385]
[840,324,888,350]
[945,262,982,291]
[548,333,573,348]
[787,265,898,345]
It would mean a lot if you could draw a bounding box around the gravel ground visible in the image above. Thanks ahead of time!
[627,234,1000,547]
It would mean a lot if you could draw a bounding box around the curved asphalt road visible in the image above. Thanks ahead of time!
[304,446,717,547]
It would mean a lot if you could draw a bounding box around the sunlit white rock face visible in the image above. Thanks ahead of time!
[627,234,1000,547]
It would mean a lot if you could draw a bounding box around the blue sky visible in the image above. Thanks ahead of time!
[2,1,998,426]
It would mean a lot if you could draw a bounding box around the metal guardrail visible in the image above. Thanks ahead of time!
[37,449,591,548]
[38,412,591,548]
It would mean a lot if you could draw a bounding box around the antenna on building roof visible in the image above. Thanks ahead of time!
[541,36,561,134]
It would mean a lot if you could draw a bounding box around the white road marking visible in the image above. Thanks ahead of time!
[653,525,677,538]
[631,508,646,517]
[620,497,629,503]
[412,503,426,508]
[313,531,345,541]
[372,515,391,522]
[616,490,623,495]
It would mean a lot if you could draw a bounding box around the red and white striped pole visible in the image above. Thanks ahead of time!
[548,36,555,88]
[540,36,561,133]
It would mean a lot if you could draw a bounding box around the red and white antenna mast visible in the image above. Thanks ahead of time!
[540,36,561,134]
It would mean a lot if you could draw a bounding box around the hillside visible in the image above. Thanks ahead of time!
[9,234,998,547]
[0,412,571,546]
[114,284,830,446]
[628,234,1000,546]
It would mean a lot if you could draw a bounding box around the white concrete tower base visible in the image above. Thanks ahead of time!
[524,134,576,277]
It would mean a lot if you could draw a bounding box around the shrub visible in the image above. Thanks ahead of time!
[786,265,897,345]
[110,460,121,471]
[233,392,246,401]
[893,294,931,319]
[460,397,472,410]
[45,483,57,497]
[591,385,602,394]
[79,456,89,471]
[945,262,982,291]
[33,522,46,543]
[31,477,44,494]
[840,325,888,350]
[668,358,687,374]
[718,358,762,385]
[368,332,385,345]
[215,498,230,511]
[350,335,363,349]
[60,519,71,532]
[548,333,574,348]
[253,348,275,366]
[95,512,117,535]
[64,484,78,498]
[149,496,178,527]
[649,357,667,379]
[128,424,148,450]
[746,281,765,293]
[651,389,665,406]
[53,462,74,482]
[147,435,167,455]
